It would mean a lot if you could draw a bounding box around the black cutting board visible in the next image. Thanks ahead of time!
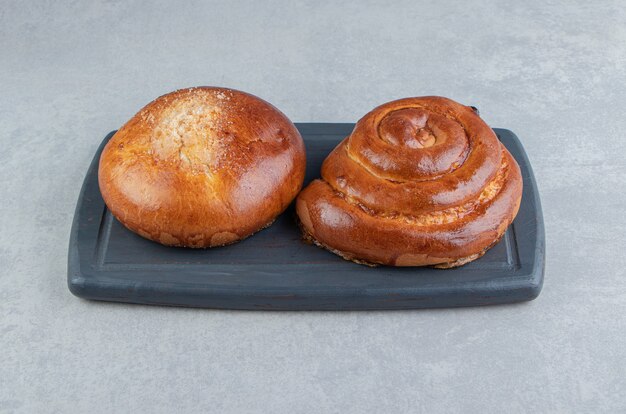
[68,124,544,310]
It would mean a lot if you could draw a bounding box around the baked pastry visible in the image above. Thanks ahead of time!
[296,96,522,268]
[99,87,306,247]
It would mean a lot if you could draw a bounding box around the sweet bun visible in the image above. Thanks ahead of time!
[99,87,306,247]
[296,96,522,268]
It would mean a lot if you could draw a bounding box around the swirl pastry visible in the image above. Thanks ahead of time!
[99,87,306,248]
[296,97,522,268]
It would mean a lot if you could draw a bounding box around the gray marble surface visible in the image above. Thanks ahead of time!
[1,1,625,413]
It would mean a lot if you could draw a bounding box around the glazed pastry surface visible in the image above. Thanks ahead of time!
[99,87,306,247]
[296,96,522,267]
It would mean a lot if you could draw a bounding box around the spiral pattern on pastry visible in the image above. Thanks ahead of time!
[296,96,523,268]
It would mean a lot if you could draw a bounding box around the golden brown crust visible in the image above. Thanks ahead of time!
[296,96,522,267]
[98,87,306,247]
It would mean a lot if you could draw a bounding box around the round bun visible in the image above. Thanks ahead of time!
[296,96,522,268]
[99,87,306,247]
